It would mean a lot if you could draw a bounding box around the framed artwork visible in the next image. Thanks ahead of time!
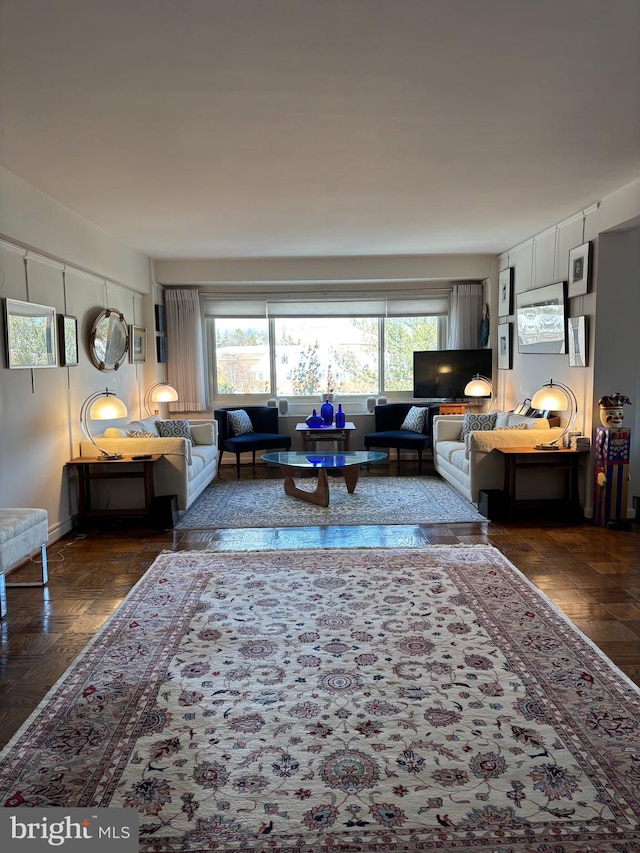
[568,241,592,297]
[498,267,514,316]
[154,303,167,333]
[516,281,567,354]
[58,313,78,366]
[568,315,588,367]
[129,325,146,363]
[4,298,57,368]
[156,335,168,363]
[497,322,512,369]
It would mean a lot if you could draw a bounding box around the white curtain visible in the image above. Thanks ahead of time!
[165,289,207,412]
[447,283,484,349]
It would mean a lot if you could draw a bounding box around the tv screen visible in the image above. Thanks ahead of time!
[413,349,492,399]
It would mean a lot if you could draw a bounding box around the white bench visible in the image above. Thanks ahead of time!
[0,508,49,618]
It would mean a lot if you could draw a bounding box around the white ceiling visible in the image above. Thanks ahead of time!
[1,0,639,261]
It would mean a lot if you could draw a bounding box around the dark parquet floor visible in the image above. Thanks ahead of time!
[1,460,639,748]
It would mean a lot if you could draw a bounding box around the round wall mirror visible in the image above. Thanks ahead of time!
[89,309,128,371]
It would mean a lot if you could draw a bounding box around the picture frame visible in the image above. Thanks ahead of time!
[497,322,512,369]
[154,304,167,333]
[498,267,514,316]
[4,298,57,369]
[58,313,78,366]
[568,240,592,298]
[568,315,588,367]
[516,281,567,354]
[129,325,147,363]
[156,335,168,363]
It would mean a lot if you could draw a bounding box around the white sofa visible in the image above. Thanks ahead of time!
[79,416,218,511]
[433,411,565,505]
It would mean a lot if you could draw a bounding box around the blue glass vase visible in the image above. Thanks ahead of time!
[320,398,334,425]
[306,409,323,427]
[335,403,346,428]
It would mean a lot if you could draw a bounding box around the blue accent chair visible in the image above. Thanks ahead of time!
[214,406,292,478]
[363,403,439,474]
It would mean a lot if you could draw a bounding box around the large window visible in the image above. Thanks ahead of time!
[207,308,445,399]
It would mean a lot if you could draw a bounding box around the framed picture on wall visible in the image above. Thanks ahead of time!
[516,281,567,354]
[568,241,592,297]
[568,316,588,367]
[497,322,512,369]
[498,267,514,316]
[58,313,78,366]
[129,325,146,363]
[155,304,167,333]
[4,298,57,368]
[156,335,168,363]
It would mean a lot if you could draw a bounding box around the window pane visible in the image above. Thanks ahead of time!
[384,317,439,392]
[274,318,378,396]
[214,318,270,394]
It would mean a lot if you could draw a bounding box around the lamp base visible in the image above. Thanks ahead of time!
[101,453,124,460]
[535,443,560,451]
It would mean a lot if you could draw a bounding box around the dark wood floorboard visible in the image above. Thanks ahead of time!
[1,459,638,748]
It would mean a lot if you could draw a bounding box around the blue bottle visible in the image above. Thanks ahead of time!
[335,403,346,428]
[320,398,334,425]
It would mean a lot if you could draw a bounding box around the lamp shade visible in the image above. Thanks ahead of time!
[530,384,569,412]
[530,379,577,449]
[144,381,179,417]
[80,388,128,458]
[464,375,493,397]
[464,374,495,411]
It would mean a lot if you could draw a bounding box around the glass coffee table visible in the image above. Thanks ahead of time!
[261,451,387,507]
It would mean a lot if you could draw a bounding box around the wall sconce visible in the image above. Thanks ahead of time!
[530,379,577,450]
[464,374,495,411]
[144,381,179,419]
[80,388,128,458]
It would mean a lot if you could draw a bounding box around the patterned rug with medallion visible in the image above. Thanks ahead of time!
[1,546,639,852]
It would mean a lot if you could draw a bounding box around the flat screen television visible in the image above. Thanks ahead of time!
[413,348,493,399]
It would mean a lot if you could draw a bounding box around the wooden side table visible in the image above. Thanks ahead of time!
[496,446,589,521]
[66,455,163,528]
[295,422,356,451]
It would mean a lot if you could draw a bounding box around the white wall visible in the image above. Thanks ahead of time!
[496,178,640,515]
[0,170,154,540]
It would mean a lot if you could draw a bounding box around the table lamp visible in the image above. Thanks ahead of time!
[80,388,128,458]
[530,379,577,450]
[464,374,495,411]
[144,381,179,419]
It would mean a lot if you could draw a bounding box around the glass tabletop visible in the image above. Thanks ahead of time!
[262,451,387,469]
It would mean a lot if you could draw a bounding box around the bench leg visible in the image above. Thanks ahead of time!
[5,543,49,589]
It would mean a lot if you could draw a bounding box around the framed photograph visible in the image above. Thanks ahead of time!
[568,315,588,367]
[516,281,567,354]
[129,325,146,363]
[498,267,514,316]
[154,303,167,333]
[4,298,57,368]
[568,241,592,297]
[156,334,168,363]
[497,322,512,369]
[58,313,78,366]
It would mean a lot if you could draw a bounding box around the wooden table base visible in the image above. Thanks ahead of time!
[281,465,360,507]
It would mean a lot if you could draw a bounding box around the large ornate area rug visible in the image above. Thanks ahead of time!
[176,476,485,528]
[1,547,639,852]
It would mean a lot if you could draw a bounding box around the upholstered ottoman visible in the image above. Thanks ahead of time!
[0,508,49,618]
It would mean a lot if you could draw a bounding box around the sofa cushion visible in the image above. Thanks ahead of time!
[128,430,158,438]
[104,427,129,438]
[127,417,160,436]
[190,422,216,445]
[495,423,528,431]
[228,409,254,436]
[400,406,426,432]
[156,419,193,442]
[495,412,550,430]
[461,412,498,438]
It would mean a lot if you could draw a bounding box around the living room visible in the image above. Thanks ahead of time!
[1,3,640,848]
